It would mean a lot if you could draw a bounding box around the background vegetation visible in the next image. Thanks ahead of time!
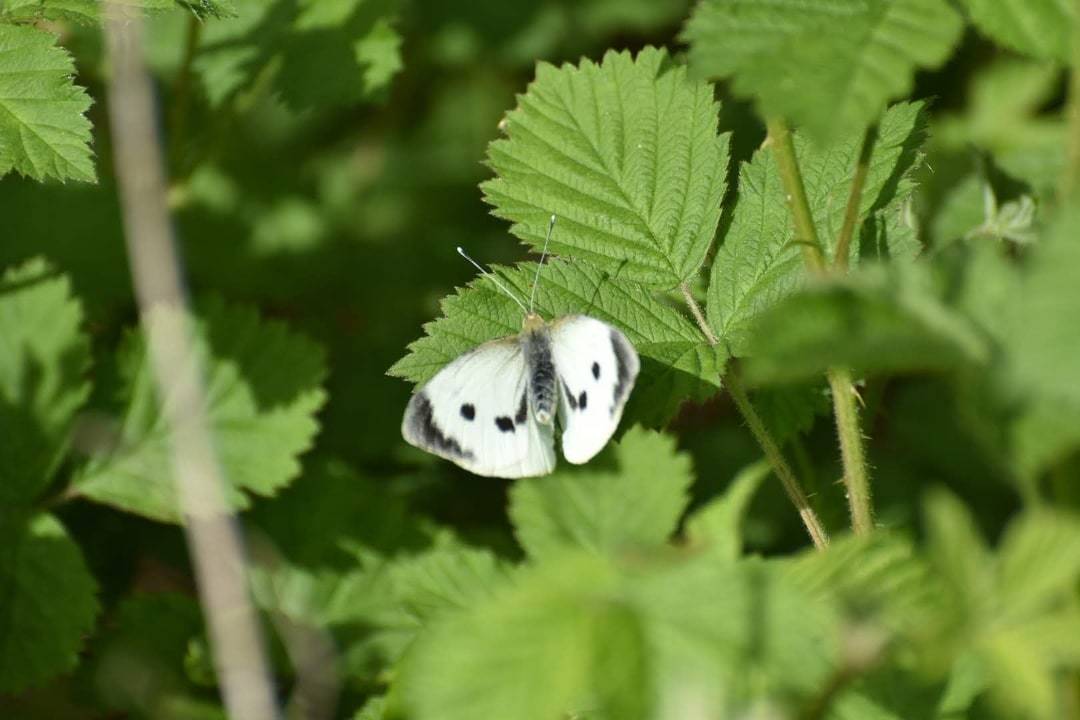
[1,0,1080,718]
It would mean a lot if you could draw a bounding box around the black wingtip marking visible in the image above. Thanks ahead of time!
[610,329,633,416]
[460,403,475,421]
[578,391,587,409]
[495,416,515,433]
[514,391,528,425]
[409,393,473,460]
[592,361,600,380]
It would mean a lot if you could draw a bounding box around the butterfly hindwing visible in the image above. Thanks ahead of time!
[402,337,556,478]
[548,315,640,464]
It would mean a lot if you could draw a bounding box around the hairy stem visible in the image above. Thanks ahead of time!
[834,125,877,271]
[828,368,873,535]
[766,116,875,534]
[680,284,828,549]
[765,118,826,272]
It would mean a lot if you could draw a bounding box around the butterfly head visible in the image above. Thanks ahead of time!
[521,312,546,332]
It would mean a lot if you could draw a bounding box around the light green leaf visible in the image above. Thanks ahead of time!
[743,262,990,385]
[923,490,993,620]
[706,102,928,356]
[956,0,1073,63]
[390,544,512,625]
[997,509,1080,621]
[354,696,387,720]
[0,512,99,693]
[74,299,327,523]
[509,427,693,560]
[388,258,725,425]
[683,0,961,142]
[0,25,95,183]
[684,460,768,560]
[0,259,90,505]
[398,551,632,720]
[483,46,731,288]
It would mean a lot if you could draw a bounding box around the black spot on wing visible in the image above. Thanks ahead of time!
[610,329,633,415]
[578,391,587,410]
[514,391,528,425]
[460,403,475,421]
[495,416,515,433]
[408,393,473,460]
[592,362,600,380]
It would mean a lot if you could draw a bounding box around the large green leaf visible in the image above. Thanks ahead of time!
[388,258,726,425]
[0,512,99,693]
[706,103,927,356]
[956,0,1073,63]
[683,460,767,561]
[0,25,94,183]
[743,263,990,385]
[683,0,961,142]
[509,427,693,560]
[483,46,731,288]
[0,259,89,504]
[74,299,327,523]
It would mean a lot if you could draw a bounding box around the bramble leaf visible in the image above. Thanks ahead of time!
[388,258,725,426]
[509,427,693,560]
[74,299,327,523]
[955,0,1073,63]
[743,263,990,385]
[0,259,90,505]
[683,0,961,142]
[483,47,731,288]
[684,460,768,560]
[706,103,927,356]
[0,25,95,183]
[0,512,99,693]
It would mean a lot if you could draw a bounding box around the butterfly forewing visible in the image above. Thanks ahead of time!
[548,315,640,464]
[401,337,556,478]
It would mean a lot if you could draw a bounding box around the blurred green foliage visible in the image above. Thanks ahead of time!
[2,1,1080,719]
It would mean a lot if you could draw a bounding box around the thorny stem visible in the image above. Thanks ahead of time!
[766,116,875,535]
[679,283,828,549]
[834,125,877,271]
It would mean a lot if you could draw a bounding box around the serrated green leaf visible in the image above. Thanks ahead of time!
[683,0,961,142]
[0,0,237,21]
[74,299,327,523]
[0,512,99,693]
[923,490,993,620]
[684,460,767,560]
[390,544,512,625]
[509,427,693,560]
[398,551,630,720]
[706,102,928,356]
[743,262,990,385]
[0,25,95,183]
[0,258,90,504]
[388,258,725,425]
[956,0,1073,63]
[483,46,731,288]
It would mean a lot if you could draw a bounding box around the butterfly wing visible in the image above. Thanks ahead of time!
[548,315,640,464]
[402,337,556,478]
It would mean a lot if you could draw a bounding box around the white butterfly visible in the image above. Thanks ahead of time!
[401,218,640,478]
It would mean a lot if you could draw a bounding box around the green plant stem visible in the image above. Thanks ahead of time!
[765,118,826,272]
[1062,1,1080,202]
[834,125,877,271]
[680,283,828,549]
[828,368,873,534]
[766,116,874,534]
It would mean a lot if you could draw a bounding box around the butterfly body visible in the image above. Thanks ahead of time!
[402,313,639,478]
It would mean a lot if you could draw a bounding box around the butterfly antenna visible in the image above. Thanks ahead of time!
[529,214,556,313]
[456,246,529,313]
